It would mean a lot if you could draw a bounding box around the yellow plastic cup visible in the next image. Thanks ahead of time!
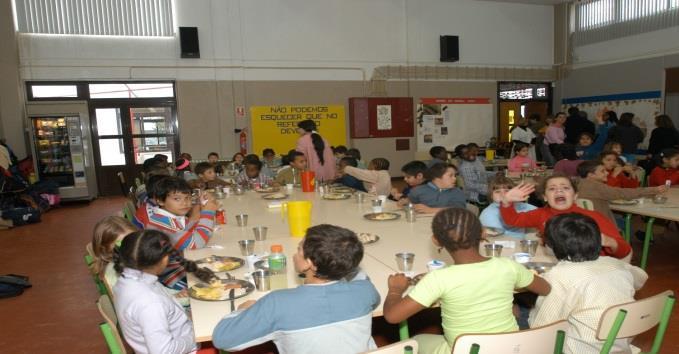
[281,201,312,237]
[485,149,495,161]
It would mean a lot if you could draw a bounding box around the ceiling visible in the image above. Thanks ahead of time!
[478,0,569,5]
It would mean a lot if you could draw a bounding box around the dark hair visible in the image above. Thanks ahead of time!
[155,177,191,201]
[244,158,263,170]
[577,160,602,178]
[298,120,326,165]
[431,208,482,252]
[661,148,679,160]
[598,150,618,161]
[454,144,467,157]
[333,145,348,155]
[466,143,479,149]
[567,107,579,116]
[339,156,358,168]
[370,158,390,171]
[655,115,676,130]
[145,174,171,199]
[303,224,363,280]
[539,173,577,197]
[346,148,362,161]
[618,113,634,127]
[401,161,427,177]
[281,149,297,166]
[179,152,192,161]
[604,110,618,124]
[153,154,169,162]
[194,162,215,176]
[287,151,305,163]
[489,175,515,191]
[578,132,594,142]
[113,230,216,283]
[545,213,601,262]
[426,163,456,180]
[244,154,260,163]
[558,144,578,161]
[555,112,566,119]
[208,152,219,158]
[262,148,275,156]
[142,157,164,173]
[429,146,447,159]
[232,152,244,161]
[513,142,529,154]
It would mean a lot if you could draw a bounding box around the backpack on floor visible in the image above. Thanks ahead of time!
[0,274,31,299]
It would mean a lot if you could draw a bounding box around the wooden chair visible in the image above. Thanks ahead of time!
[596,290,675,354]
[576,198,595,211]
[97,294,127,354]
[451,320,569,354]
[363,339,418,354]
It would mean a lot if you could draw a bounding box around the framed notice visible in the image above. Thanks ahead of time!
[349,97,413,138]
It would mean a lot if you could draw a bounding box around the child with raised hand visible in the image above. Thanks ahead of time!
[383,208,551,354]
[113,230,218,354]
[391,160,427,204]
[405,163,466,213]
[212,224,380,354]
[342,157,392,196]
[189,162,230,190]
[599,151,639,188]
[529,213,648,354]
[479,176,536,237]
[507,142,538,172]
[500,175,632,259]
[649,148,679,187]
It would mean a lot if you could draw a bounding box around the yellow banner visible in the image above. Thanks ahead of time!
[250,105,346,156]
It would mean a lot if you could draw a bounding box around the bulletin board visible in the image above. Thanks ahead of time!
[349,97,414,138]
[416,98,493,153]
[561,91,662,149]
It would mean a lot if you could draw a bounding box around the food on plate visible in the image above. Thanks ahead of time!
[357,233,379,244]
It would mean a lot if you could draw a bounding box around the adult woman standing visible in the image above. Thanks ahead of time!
[607,112,644,156]
[295,120,336,181]
[510,117,536,160]
[647,115,679,157]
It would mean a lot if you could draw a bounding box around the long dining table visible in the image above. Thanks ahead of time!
[184,188,555,343]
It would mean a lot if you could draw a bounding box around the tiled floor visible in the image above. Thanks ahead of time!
[0,197,677,353]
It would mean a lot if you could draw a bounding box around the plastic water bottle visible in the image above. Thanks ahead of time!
[268,244,287,290]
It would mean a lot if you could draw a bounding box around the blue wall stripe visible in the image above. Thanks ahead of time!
[561,91,662,105]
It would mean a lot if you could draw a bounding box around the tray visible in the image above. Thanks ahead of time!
[262,192,288,200]
[363,212,401,221]
[323,193,351,200]
[195,256,245,272]
[189,279,254,301]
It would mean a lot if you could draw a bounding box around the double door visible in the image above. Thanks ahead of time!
[90,101,179,196]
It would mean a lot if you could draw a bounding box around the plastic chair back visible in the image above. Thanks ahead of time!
[363,339,418,354]
[452,320,569,354]
[97,294,127,354]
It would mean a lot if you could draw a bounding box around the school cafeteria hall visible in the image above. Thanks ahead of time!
[1,0,679,353]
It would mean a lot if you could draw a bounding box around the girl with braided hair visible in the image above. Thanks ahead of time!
[382,208,551,354]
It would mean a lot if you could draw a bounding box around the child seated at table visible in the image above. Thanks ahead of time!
[342,157,392,195]
[391,160,427,204]
[207,152,224,174]
[212,224,380,354]
[479,176,536,237]
[135,168,170,208]
[274,151,306,186]
[576,132,606,160]
[500,175,632,259]
[599,151,639,188]
[649,148,679,187]
[174,158,194,181]
[576,160,666,225]
[427,146,448,167]
[553,144,583,177]
[113,230,218,354]
[139,177,218,289]
[458,143,495,203]
[604,141,630,164]
[333,145,348,162]
[507,142,538,172]
[189,162,230,190]
[382,208,551,354]
[92,216,138,288]
[529,213,648,354]
[236,158,274,188]
[347,148,367,169]
[405,163,466,213]
[335,157,367,192]
[229,152,245,172]
[262,148,281,168]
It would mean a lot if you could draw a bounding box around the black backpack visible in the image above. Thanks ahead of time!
[0,274,31,299]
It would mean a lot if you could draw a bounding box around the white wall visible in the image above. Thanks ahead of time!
[18,0,554,81]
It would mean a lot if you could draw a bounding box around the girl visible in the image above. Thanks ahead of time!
[649,148,679,187]
[603,141,628,163]
[510,118,536,161]
[174,158,194,180]
[229,153,245,172]
[342,157,392,196]
[92,216,138,287]
[479,176,536,237]
[113,230,217,354]
[382,208,551,354]
[542,112,566,166]
[599,151,639,188]
[295,120,336,181]
[508,143,538,172]
[499,174,631,259]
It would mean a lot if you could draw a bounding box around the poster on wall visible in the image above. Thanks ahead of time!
[416,98,493,153]
[376,105,392,130]
[250,105,346,156]
[561,91,662,149]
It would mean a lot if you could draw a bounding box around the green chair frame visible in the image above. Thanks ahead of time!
[622,213,655,270]
[84,249,108,296]
[99,322,124,354]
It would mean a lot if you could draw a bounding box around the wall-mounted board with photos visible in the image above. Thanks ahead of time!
[416,98,493,153]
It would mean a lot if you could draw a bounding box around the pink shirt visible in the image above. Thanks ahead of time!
[296,133,336,181]
[544,124,565,145]
[508,156,538,172]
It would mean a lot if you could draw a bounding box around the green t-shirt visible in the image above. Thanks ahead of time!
[408,257,534,354]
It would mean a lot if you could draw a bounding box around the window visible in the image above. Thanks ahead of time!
[576,0,679,31]
[579,0,615,30]
[30,85,78,98]
[14,0,174,37]
[499,83,550,101]
[89,83,174,99]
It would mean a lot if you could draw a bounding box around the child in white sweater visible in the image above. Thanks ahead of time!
[342,157,392,196]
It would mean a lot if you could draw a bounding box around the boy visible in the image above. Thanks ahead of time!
[391,160,426,204]
[207,152,224,174]
[189,162,230,190]
[245,154,275,178]
[212,224,380,354]
[427,146,448,167]
[530,213,647,354]
[479,176,536,237]
[274,151,307,185]
[333,145,348,161]
[405,163,466,214]
[236,158,273,188]
[576,160,666,224]
[262,148,281,168]
[458,143,494,203]
[335,157,367,192]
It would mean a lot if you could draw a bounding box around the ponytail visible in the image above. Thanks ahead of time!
[310,133,326,165]
[171,249,217,284]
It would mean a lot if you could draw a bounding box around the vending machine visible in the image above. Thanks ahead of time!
[27,102,97,200]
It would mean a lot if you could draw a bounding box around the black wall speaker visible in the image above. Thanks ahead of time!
[440,35,459,62]
[179,27,200,58]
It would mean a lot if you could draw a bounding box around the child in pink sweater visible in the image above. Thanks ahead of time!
[508,143,538,172]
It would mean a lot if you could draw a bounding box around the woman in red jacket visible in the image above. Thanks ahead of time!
[499,174,631,259]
